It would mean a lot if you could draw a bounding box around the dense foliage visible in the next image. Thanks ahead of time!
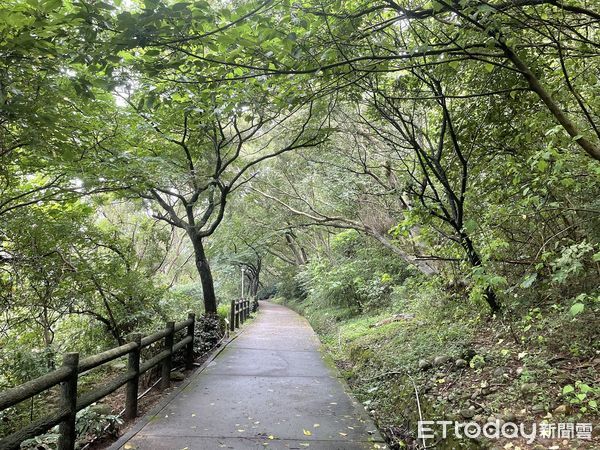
[1,0,598,447]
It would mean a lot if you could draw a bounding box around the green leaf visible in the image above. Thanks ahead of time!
[464,219,477,234]
[536,159,548,172]
[569,303,584,316]
[520,273,537,289]
[562,385,575,395]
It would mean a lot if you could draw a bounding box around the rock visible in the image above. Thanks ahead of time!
[531,403,546,413]
[455,358,468,368]
[493,367,505,377]
[481,386,498,396]
[554,404,571,415]
[89,404,112,415]
[520,382,538,394]
[170,370,185,381]
[516,367,524,376]
[502,412,517,422]
[418,359,432,370]
[485,416,505,428]
[460,409,476,419]
[433,356,451,366]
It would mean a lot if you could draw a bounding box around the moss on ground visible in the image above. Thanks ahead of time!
[274,289,599,449]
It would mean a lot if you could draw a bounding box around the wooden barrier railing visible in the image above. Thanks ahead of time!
[229,298,256,332]
[0,313,196,450]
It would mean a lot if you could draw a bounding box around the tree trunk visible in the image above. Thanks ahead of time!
[285,232,308,265]
[500,44,600,162]
[190,230,218,315]
[41,307,56,370]
[459,232,500,313]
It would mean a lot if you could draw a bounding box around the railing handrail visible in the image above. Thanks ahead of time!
[0,299,259,450]
[0,367,71,411]
[0,312,197,450]
[229,296,257,332]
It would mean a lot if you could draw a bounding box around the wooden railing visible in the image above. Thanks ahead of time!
[229,298,255,332]
[0,313,196,450]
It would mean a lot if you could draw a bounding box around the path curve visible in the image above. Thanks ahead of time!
[112,301,386,449]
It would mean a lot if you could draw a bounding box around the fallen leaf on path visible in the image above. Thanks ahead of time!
[303,429,312,436]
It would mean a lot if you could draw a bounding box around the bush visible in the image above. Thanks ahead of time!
[194,314,225,354]
[19,405,122,450]
[257,284,277,300]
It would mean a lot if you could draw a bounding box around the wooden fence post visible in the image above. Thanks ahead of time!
[58,352,79,450]
[235,301,240,329]
[161,321,175,389]
[185,313,195,370]
[125,333,141,420]
[230,300,235,332]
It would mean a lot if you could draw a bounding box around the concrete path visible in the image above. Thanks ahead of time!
[113,301,386,449]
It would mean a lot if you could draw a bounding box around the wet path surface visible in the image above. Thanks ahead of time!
[112,301,385,449]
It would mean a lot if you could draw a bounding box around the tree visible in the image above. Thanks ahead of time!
[131,0,599,161]
[98,81,330,314]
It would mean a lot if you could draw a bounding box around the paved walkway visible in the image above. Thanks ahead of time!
[112,301,385,449]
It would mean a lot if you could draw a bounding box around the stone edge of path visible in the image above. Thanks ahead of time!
[108,323,250,450]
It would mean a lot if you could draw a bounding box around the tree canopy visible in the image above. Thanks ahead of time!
[1,0,598,446]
